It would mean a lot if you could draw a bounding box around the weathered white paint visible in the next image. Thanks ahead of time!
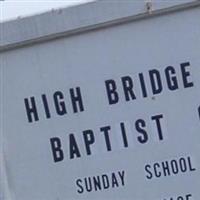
[1,0,200,51]
[0,1,200,200]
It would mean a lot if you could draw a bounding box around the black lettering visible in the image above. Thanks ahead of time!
[76,179,84,194]
[118,171,125,186]
[111,173,119,188]
[70,87,84,113]
[69,134,81,159]
[105,79,119,105]
[181,62,194,88]
[179,157,187,172]
[121,76,136,101]
[162,161,170,176]
[100,126,112,151]
[84,177,92,192]
[171,160,179,174]
[50,137,64,162]
[139,73,148,98]
[149,69,163,95]
[120,123,128,148]
[186,194,192,200]
[83,130,95,155]
[135,119,148,144]
[53,91,67,115]
[93,176,102,191]
[151,114,164,140]
[165,66,179,90]
[102,175,109,189]
[187,156,196,171]
[145,165,153,179]
[154,163,161,178]
[41,94,51,119]
[24,97,39,123]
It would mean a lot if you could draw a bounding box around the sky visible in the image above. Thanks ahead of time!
[0,0,92,22]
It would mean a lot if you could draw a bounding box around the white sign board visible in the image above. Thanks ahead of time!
[1,2,200,200]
